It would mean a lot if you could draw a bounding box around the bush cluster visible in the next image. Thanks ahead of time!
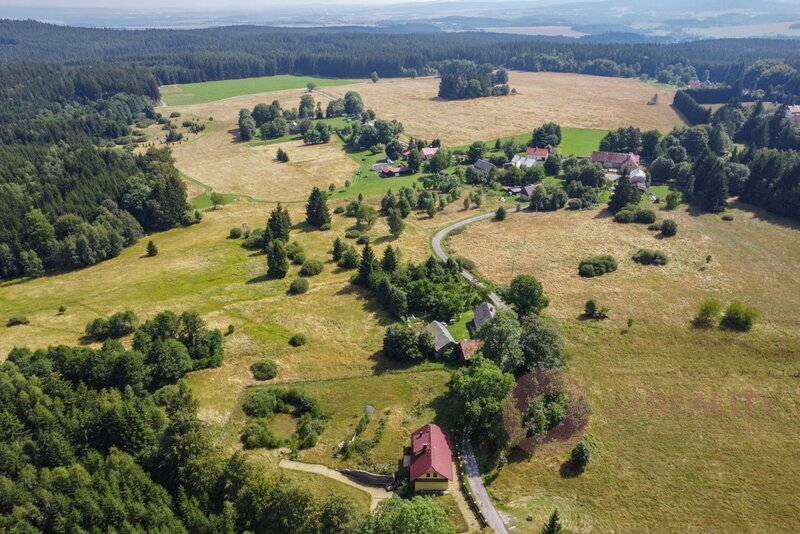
[288,278,309,295]
[578,255,618,277]
[241,388,327,450]
[632,248,668,266]
[289,333,308,346]
[85,310,139,340]
[613,207,656,224]
[250,359,278,380]
[300,259,324,276]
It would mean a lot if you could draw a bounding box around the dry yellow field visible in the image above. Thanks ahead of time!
[163,89,358,201]
[327,72,684,145]
[448,202,800,531]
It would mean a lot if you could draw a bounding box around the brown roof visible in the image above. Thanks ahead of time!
[590,151,640,168]
[457,340,482,363]
[526,147,550,158]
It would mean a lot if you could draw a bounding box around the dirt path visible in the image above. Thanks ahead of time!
[449,462,483,533]
[278,459,393,511]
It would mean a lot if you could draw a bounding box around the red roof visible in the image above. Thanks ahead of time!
[382,165,410,175]
[526,147,550,157]
[457,340,482,363]
[421,147,439,159]
[409,424,452,482]
[590,151,640,168]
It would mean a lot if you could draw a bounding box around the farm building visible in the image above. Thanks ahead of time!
[408,423,453,493]
[525,146,551,160]
[421,147,440,160]
[426,321,455,357]
[786,105,800,121]
[472,302,496,331]
[457,339,482,364]
[590,151,640,171]
[508,155,539,169]
[381,165,411,177]
[474,159,496,172]
[519,183,545,201]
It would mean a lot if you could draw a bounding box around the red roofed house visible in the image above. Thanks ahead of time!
[381,165,411,177]
[421,147,440,160]
[590,151,640,171]
[785,105,800,122]
[526,146,551,161]
[409,423,453,493]
[457,339,482,364]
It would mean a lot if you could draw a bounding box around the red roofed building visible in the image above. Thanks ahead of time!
[590,151,640,171]
[421,147,440,160]
[785,105,800,121]
[409,423,452,492]
[457,339,482,364]
[381,165,411,177]
[526,146,551,160]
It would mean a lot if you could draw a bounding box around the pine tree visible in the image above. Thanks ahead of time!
[147,240,158,257]
[276,147,289,162]
[267,203,292,243]
[387,209,405,237]
[397,196,411,218]
[541,510,563,534]
[267,239,289,279]
[305,187,331,228]
[332,237,345,262]
[356,243,376,285]
[381,246,399,273]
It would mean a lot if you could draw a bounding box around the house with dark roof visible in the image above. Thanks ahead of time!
[409,423,453,493]
[519,183,545,201]
[472,302,496,331]
[425,321,455,357]
[590,151,640,171]
[473,159,496,173]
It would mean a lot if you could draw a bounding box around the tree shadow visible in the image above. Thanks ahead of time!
[593,208,614,219]
[246,274,273,284]
[728,200,800,231]
[559,460,583,479]
[373,235,395,246]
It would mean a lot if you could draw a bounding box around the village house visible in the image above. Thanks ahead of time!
[472,302,496,331]
[457,339,482,364]
[785,105,800,121]
[425,321,456,357]
[408,423,453,493]
[473,159,496,173]
[507,155,539,169]
[421,147,440,160]
[590,151,641,171]
[381,165,411,177]
[519,183,545,201]
[525,145,551,161]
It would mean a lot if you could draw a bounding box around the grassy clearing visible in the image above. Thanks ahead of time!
[329,141,423,200]
[161,75,357,106]
[326,72,684,146]
[448,202,800,531]
[447,309,474,342]
[452,126,608,158]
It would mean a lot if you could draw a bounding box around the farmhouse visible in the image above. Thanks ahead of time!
[421,147,440,160]
[425,321,456,357]
[785,105,800,121]
[590,151,641,171]
[381,165,411,177]
[472,302,496,331]
[508,155,539,169]
[519,183,545,201]
[409,423,453,493]
[525,146,551,161]
[474,159,496,172]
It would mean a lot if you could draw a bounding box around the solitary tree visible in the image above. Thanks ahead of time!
[370,71,380,83]
[305,187,331,228]
[508,274,550,317]
[306,81,317,93]
[519,314,564,372]
[608,171,640,213]
[541,510,564,534]
[276,147,289,162]
[147,240,158,257]
[210,192,225,210]
[267,239,289,279]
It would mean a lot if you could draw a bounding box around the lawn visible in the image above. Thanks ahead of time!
[447,202,800,531]
[451,126,608,158]
[161,75,358,106]
[328,140,423,201]
[447,309,474,342]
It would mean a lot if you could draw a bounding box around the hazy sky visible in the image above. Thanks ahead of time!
[0,0,436,7]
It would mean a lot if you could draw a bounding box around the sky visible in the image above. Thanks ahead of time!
[0,0,437,7]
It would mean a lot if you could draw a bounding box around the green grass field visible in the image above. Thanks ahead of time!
[451,126,608,158]
[161,75,358,106]
[329,140,423,200]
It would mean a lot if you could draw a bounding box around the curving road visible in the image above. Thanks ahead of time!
[431,203,529,534]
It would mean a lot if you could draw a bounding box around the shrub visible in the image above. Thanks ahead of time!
[571,440,593,471]
[337,246,360,269]
[720,301,758,331]
[229,227,243,239]
[169,111,181,118]
[665,190,681,209]
[242,229,265,249]
[289,333,308,346]
[578,255,618,277]
[495,206,507,220]
[632,249,668,266]
[566,198,582,210]
[146,240,158,256]
[291,251,306,265]
[6,316,29,327]
[320,222,331,231]
[356,234,371,245]
[250,359,278,380]
[722,214,734,221]
[693,299,722,327]
[647,223,661,231]
[333,206,345,214]
[344,229,361,239]
[58,305,67,315]
[241,421,283,449]
[242,389,277,417]
[584,299,608,319]
[613,209,636,223]
[634,208,656,224]
[661,219,678,236]
[300,259,324,276]
[288,278,309,294]
[226,324,235,336]
[286,241,304,261]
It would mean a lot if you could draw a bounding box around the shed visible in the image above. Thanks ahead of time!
[474,159,496,172]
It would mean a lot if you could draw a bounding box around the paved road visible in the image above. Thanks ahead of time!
[461,433,509,534]
[432,206,529,533]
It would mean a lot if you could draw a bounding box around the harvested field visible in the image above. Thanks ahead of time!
[448,202,800,532]
[164,89,358,201]
[326,72,684,145]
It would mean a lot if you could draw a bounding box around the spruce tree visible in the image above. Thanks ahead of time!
[381,246,399,273]
[267,203,292,243]
[267,239,289,279]
[608,170,640,213]
[146,240,158,257]
[356,243,377,286]
[306,187,331,228]
[332,237,345,262]
[541,510,563,534]
[387,209,405,237]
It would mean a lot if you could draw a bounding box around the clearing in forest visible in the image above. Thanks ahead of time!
[326,71,684,145]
